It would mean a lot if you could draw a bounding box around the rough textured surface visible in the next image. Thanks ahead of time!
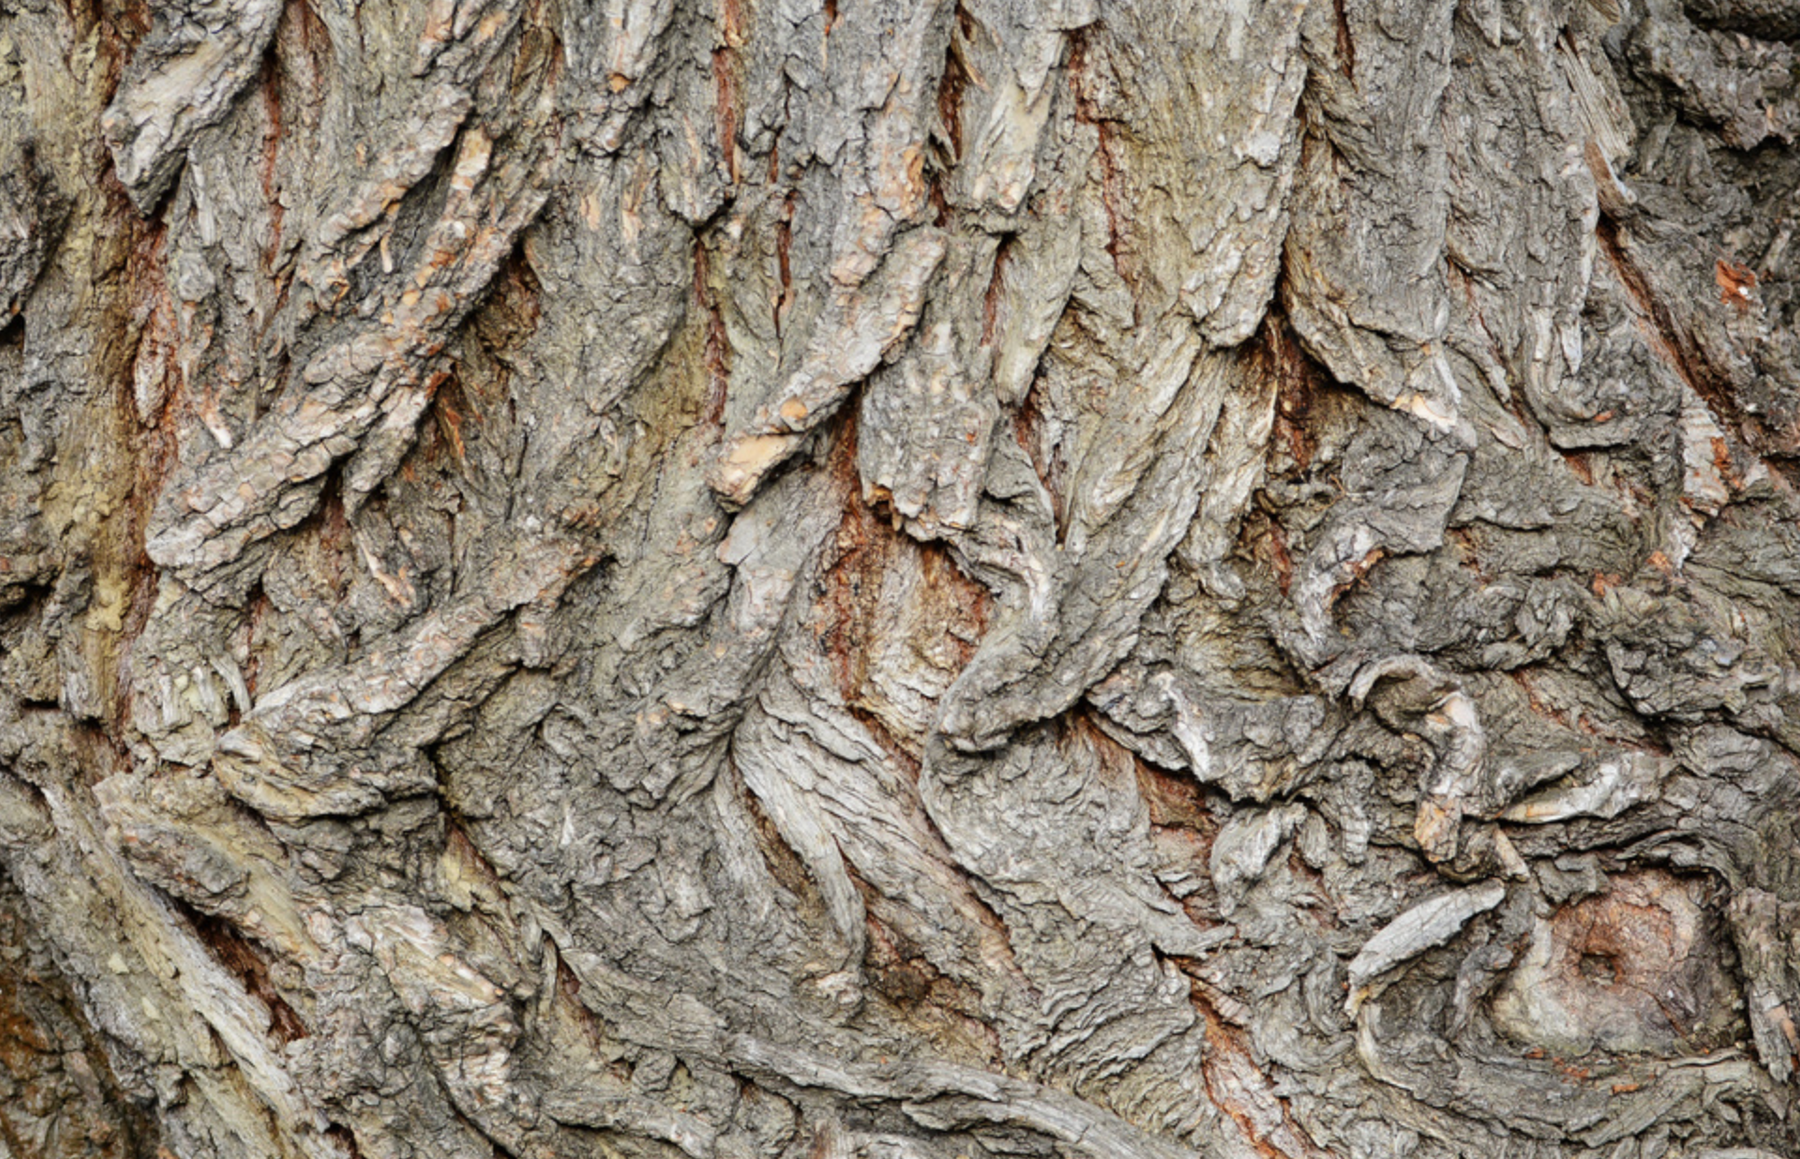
[1,0,1798,1155]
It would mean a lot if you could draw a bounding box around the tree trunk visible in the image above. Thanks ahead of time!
[1,0,1797,1155]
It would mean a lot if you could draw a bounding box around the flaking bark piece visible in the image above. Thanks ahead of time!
[1345,880,1507,1016]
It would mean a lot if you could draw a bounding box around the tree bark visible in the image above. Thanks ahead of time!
[1,0,1798,1155]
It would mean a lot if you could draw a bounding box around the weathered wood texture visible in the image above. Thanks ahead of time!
[1,0,1798,1155]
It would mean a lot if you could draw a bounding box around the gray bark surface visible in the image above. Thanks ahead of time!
[0,0,1797,1155]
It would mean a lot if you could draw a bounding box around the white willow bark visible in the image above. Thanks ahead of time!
[1,0,1797,1156]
